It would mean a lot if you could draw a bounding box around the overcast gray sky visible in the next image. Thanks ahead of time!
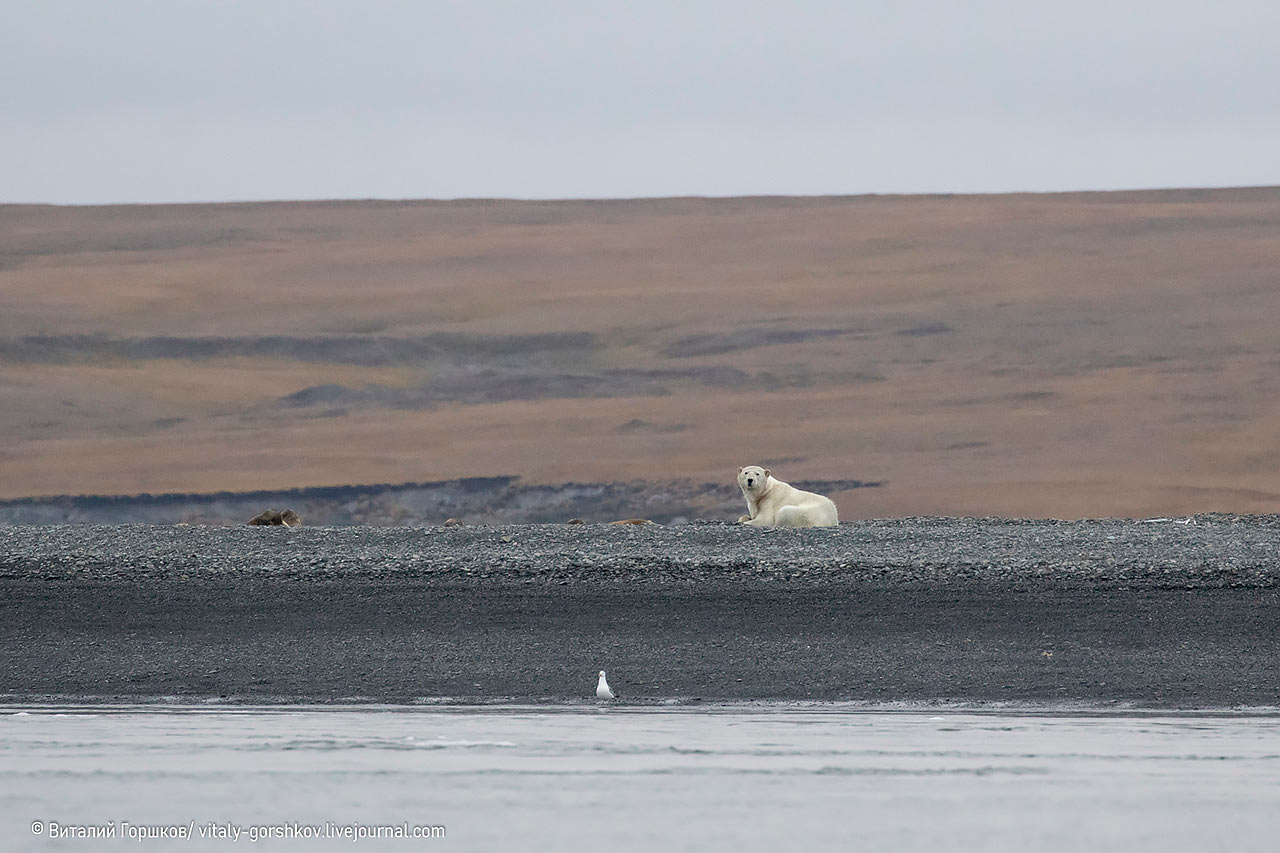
[3,0,1278,204]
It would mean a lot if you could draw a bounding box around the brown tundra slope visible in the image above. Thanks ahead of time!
[1,187,1279,519]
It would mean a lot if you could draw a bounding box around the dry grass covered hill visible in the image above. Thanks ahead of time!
[2,188,1279,518]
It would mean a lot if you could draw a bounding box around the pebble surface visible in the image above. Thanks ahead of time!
[2,515,1278,588]
[3,517,1278,707]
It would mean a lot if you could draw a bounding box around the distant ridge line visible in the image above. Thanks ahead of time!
[4,184,1280,211]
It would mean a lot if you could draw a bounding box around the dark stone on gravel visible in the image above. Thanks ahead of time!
[1,517,1278,707]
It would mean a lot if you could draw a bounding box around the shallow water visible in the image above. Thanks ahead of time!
[3,705,1279,851]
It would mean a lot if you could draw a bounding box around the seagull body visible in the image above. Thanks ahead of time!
[596,670,616,700]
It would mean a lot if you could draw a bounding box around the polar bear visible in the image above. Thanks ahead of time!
[737,466,839,528]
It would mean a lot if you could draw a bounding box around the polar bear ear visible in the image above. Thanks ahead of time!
[738,467,743,473]
[764,469,771,477]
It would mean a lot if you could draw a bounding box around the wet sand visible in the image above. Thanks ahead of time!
[2,519,1278,707]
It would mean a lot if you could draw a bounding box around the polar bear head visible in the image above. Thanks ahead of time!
[737,465,771,496]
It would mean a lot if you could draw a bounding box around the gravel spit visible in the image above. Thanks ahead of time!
[3,517,1278,707]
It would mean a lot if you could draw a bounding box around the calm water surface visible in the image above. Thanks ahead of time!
[3,705,1278,851]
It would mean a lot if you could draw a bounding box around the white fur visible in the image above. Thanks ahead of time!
[737,466,838,528]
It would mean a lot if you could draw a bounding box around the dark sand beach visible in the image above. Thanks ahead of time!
[3,518,1278,707]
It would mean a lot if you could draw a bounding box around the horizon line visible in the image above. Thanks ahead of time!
[5,183,1280,210]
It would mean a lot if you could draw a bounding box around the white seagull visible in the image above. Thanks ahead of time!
[596,670,616,700]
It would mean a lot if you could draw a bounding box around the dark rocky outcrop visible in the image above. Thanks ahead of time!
[0,477,880,527]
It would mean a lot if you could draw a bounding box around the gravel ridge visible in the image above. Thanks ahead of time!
[3,517,1278,706]
[2,515,1278,588]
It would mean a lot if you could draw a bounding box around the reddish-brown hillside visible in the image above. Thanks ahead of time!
[2,188,1279,518]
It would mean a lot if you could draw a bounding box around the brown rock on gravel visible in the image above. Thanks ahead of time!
[247,508,302,526]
